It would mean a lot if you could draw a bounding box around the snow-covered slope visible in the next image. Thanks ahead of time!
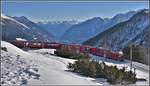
[1,14,54,41]
[1,41,98,85]
[1,41,29,55]
[1,41,149,85]
[1,41,39,85]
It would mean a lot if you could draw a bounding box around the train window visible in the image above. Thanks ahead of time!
[37,43,41,46]
[86,48,90,50]
[33,43,36,45]
[54,44,58,46]
[51,44,57,46]
[26,42,29,46]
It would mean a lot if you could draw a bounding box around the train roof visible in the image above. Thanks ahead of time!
[16,38,27,41]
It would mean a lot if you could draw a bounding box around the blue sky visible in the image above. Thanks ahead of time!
[2,2,149,22]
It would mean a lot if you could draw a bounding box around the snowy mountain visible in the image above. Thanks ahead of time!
[103,10,137,29]
[61,10,136,43]
[37,20,77,40]
[61,17,105,43]
[13,16,54,38]
[83,9,149,50]
[1,14,54,42]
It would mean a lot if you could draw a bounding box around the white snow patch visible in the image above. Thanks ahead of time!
[29,49,56,55]
[1,41,29,56]
[144,10,149,13]
[28,49,76,66]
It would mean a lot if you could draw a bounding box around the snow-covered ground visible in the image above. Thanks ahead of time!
[1,41,102,85]
[1,41,149,85]
[1,41,40,85]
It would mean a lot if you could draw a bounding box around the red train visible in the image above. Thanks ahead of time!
[90,47,123,60]
[11,40,123,61]
[11,41,61,49]
[60,44,123,61]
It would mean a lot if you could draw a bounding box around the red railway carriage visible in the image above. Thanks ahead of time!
[90,47,123,60]
[112,52,120,60]
[90,48,105,57]
[60,44,81,53]
[28,42,44,48]
[109,51,117,60]
[44,42,61,49]
[60,44,91,54]
[11,41,28,48]
[80,45,91,53]
[115,51,123,60]
[90,47,97,53]
[105,50,111,59]
[105,51,123,60]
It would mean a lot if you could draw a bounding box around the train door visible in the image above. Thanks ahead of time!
[25,42,29,47]
[90,48,97,54]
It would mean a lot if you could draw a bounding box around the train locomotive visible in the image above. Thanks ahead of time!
[11,40,124,61]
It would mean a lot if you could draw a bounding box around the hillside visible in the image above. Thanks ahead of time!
[1,41,98,85]
[61,10,136,43]
[1,14,54,42]
[83,9,149,50]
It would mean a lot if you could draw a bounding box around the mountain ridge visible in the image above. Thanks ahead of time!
[1,14,54,42]
[61,9,137,43]
[83,9,149,50]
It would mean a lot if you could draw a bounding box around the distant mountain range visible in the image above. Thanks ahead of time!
[1,14,54,42]
[83,9,149,50]
[60,10,137,43]
[37,20,77,40]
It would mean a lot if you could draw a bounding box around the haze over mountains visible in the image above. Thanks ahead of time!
[1,9,149,50]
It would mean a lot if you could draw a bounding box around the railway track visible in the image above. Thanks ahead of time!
[132,63,149,73]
